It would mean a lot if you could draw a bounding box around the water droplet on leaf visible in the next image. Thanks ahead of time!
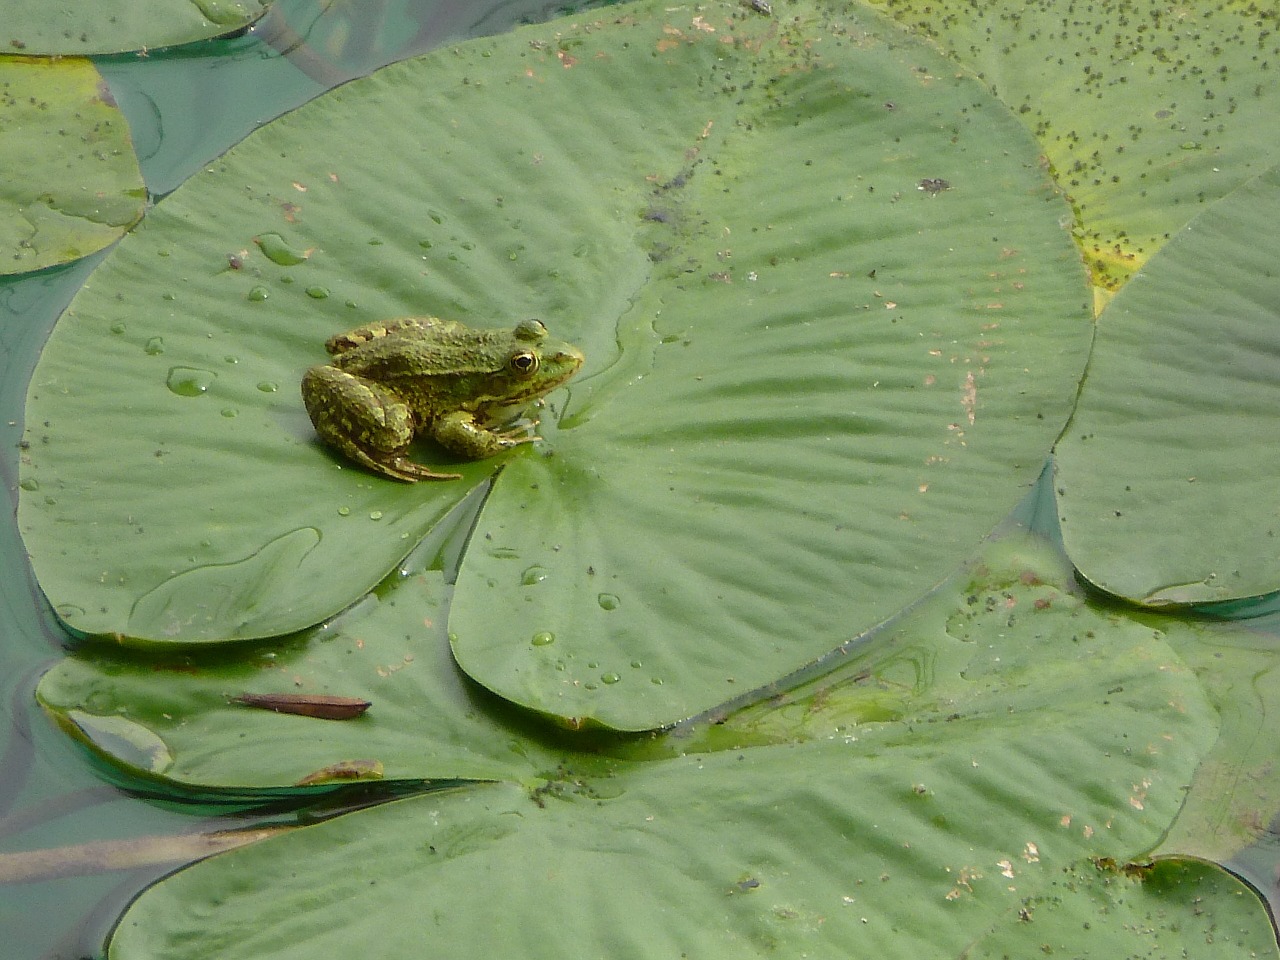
[247,286,269,302]
[531,631,555,646]
[166,367,215,397]
[597,593,620,610]
[306,286,330,299]
[601,673,621,685]
[257,381,278,393]
[522,565,548,585]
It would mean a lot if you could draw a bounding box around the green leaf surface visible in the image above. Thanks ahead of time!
[101,533,1240,957]
[36,562,577,789]
[2,0,271,57]
[1155,619,1280,864]
[0,57,145,274]
[873,0,1280,291]
[19,0,1091,731]
[1054,164,1280,606]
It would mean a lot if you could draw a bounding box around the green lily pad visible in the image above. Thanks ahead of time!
[0,56,145,274]
[36,561,576,789]
[2,0,271,57]
[875,0,1280,292]
[1154,619,1280,865]
[1054,163,1280,606]
[99,533,1240,957]
[19,0,1091,730]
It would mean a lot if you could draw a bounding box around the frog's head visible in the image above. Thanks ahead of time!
[490,318,584,405]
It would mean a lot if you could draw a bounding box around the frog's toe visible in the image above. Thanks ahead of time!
[385,456,463,482]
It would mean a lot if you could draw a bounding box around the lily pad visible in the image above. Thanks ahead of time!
[0,56,145,274]
[19,0,1091,730]
[876,0,1280,292]
[36,560,576,789]
[1054,164,1280,606]
[2,0,271,57]
[99,534,1241,957]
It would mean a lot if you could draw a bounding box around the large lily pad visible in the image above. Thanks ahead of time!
[98,534,1250,958]
[875,0,1280,292]
[2,0,271,57]
[0,57,145,274]
[1054,164,1280,606]
[19,0,1091,729]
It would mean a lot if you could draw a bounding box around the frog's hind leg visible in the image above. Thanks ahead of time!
[301,366,461,482]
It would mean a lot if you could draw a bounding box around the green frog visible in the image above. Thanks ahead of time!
[301,317,584,481]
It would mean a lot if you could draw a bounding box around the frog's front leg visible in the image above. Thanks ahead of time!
[301,365,461,482]
[429,409,539,460]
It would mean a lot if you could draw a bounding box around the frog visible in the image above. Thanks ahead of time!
[301,316,584,481]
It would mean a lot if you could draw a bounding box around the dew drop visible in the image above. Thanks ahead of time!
[162,292,177,301]
[19,477,38,492]
[600,673,621,685]
[418,239,433,249]
[110,321,127,334]
[650,677,664,685]
[369,510,383,521]
[597,592,620,610]
[630,660,643,669]
[143,336,164,355]
[166,367,215,397]
[247,286,270,302]
[305,286,330,299]
[257,381,279,393]
[337,506,351,517]
[522,565,548,586]
[531,631,555,646]
[223,355,238,364]
[429,211,444,224]
[220,408,238,418]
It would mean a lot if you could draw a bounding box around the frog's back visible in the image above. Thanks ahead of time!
[331,324,512,383]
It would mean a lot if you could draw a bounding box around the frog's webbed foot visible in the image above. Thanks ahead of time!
[378,456,463,483]
[431,410,539,459]
[302,365,461,483]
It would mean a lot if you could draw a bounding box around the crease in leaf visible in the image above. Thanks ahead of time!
[127,526,322,642]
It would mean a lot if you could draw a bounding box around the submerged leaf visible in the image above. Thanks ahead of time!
[0,56,144,273]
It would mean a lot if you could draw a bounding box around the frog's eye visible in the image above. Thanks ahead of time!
[509,351,539,377]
